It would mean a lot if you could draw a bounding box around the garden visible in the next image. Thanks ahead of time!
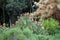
[0,0,60,40]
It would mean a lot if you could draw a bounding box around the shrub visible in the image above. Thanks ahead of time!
[0,17,60,40]
[42,18,59,35]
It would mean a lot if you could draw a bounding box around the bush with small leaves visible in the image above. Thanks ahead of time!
[42,18,59,35]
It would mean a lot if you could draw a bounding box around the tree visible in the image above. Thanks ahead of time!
[5,0,33,26]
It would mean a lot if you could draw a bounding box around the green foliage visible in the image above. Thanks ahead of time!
[0,27,39,40]
[16,17,45,34]
[54,34,60,40]
[42,18,59,35]
[0,17,43,40]
[0,27,60,40]
[0,17,60,40]
[6,0,32,10]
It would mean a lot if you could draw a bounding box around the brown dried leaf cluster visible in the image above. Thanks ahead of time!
[30,0,57,19]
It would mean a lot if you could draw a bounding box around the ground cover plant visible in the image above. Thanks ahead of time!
[0,17,60,40]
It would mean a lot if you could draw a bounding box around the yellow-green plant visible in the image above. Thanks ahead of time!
[42,18,59,35]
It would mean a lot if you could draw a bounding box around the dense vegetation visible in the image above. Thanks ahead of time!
[0,0,33,25]
[0,0,60,40]
[0,17,60,40]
